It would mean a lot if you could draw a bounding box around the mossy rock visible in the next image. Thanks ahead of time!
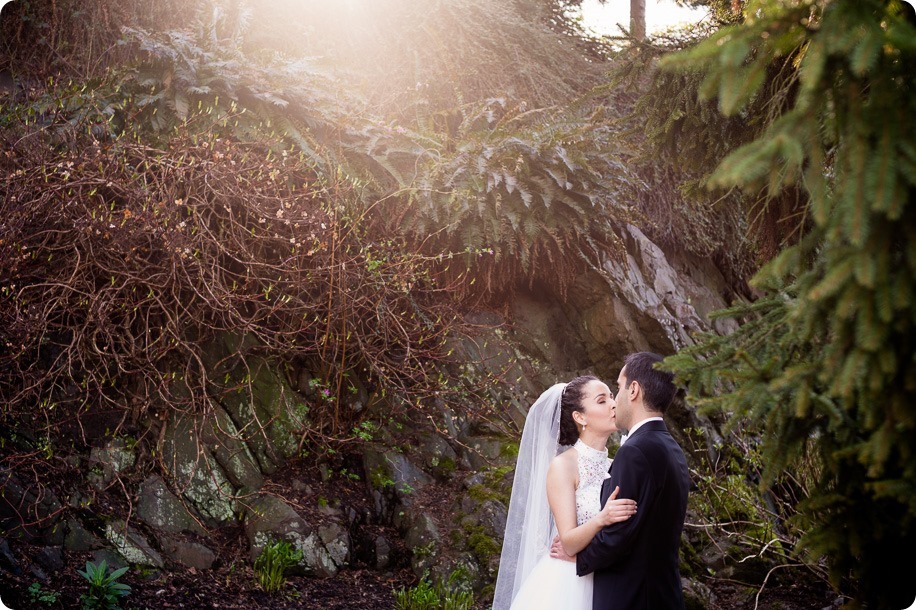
[160,416,237,525]
[136,475,207,535]
[199,332,306,473]
[243,494,338,577]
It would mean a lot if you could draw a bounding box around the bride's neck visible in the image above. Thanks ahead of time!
[577,431,610,451]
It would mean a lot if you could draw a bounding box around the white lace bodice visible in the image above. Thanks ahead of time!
[573,440,612,526]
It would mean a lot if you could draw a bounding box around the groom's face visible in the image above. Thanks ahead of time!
[614,367,632,431]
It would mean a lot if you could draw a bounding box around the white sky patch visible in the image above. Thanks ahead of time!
[578,0,708,36]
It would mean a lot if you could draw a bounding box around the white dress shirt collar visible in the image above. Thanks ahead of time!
[619,416,664,445]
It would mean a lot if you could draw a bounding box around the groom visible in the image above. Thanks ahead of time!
[554,351,690,609]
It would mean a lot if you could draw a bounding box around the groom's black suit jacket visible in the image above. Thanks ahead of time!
[576,420,690,609]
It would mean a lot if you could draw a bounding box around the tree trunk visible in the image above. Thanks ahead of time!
[630,0,646,40]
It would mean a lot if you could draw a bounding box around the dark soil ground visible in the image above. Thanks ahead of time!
[1,560,417,609]
[0,567,843,610]
[0,539,845,610]
[0,452,844,610]
[0,568,845,610]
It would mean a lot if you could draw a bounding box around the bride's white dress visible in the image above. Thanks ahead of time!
[507,440,612,610]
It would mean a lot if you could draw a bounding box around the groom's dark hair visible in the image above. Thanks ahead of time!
[624,352,676,413]
[558,375,599,446]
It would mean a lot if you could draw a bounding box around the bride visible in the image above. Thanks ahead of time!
[492,375,635,610]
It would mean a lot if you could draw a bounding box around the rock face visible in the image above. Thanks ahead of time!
[450,223,740,448]
[243,494,348,577]
[0,470,63,543]
[136,476,207,536]
[0,223,745,602]
[506,223,740,382]
[103,521,164,568]
[362,446,434,527]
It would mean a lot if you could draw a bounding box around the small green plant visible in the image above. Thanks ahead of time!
[307,378,336,403]
[78,560,130,610]
[28,582,61,605]
[352,420,377,441]
[370,467,396,489]
[392,570,475,610]
[121,435,138,452]
[35,433,54,459]
[438,587,474,610]
[394,576,439,610]
[436,567,475,610]
[253,540,303,594]
[337,467,361,481]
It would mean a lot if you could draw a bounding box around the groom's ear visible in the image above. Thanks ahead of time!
[628,380,641,402]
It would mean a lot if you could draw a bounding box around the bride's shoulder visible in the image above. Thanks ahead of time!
[551,446,579,469]
[547,447,578,485]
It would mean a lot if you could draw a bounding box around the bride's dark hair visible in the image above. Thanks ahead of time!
[558,375,599,446]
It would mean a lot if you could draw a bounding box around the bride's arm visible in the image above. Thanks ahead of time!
[546,456,636,556]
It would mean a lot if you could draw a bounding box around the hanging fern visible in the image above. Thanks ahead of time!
[388,97,643,299]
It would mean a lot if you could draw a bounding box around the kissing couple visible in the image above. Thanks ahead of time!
[492,352,690,610]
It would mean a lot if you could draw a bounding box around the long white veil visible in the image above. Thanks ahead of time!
[491,382,566,610]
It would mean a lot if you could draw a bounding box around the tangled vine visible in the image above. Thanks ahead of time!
[0,84,470,456]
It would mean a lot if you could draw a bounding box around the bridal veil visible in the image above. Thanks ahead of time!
[491,382,566,610]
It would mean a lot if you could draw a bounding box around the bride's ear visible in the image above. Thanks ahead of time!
[572,411,587,427]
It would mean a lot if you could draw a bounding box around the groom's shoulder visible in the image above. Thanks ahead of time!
[627,425,673,452]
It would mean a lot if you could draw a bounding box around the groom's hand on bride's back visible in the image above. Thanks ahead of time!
[549,535,576,562]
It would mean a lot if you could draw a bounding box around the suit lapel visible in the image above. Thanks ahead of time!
[600,421,666,504]
[600,462,614,505]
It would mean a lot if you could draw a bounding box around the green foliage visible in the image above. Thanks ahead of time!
[393,570,475,610]
[116,8,645,302]
[609,49,758,278]
[370,467,396,490]
[661,0,916,607]
[463,524,501,567]
[78,560,131,610]
[466,465,513,506]
[351,420,378,442]
[253,540,303,594]
[686,436,799,564]
[391,97,643,298]
[28,582,61,605]
[121,12,380,176]
[395,576,440,610]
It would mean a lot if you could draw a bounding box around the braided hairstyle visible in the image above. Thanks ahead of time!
[558,375,599,446]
